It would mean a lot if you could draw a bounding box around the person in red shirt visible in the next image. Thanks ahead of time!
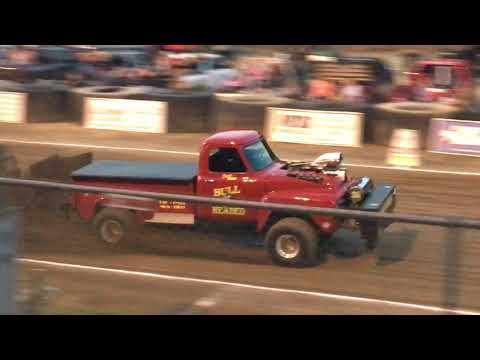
[308,78,335,100]
[327,80,337,99]
[9,46,37,65]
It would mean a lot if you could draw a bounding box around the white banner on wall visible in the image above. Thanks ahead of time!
[84,97,168,134]
[0,92,27,124]
[265,107,364,147]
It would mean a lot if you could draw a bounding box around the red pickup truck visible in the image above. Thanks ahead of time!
[391,59,474,106]
[70,130,396,267]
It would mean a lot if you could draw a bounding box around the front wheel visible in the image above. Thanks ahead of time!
[265,217,319,267]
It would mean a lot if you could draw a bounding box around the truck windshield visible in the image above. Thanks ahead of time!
[244,140,276,171]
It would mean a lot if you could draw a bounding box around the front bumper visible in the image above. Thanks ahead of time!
[360,184,396,212]
[340,184,397,232]
[355,185,397,245]
[360,184,397,228]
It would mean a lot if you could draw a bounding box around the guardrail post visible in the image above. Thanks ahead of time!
[443,225,463,312]
[0,208,19,315]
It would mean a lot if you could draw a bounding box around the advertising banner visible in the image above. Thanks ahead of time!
[428,118,480,157]
[265,107,363,147]
[84,98,167,134]
[0,92,26,124]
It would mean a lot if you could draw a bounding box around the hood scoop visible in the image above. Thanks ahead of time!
[313,152,343,168]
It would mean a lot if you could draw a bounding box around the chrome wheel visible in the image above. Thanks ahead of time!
[275,234,300,259]
[100,219,124,244]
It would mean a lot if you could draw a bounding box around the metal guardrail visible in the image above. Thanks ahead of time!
[1,176,479,314]
[0,176,479,229]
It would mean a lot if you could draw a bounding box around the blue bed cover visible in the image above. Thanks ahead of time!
[72,160,198,182]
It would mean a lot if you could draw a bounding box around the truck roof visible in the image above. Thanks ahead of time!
[203,130,261,147]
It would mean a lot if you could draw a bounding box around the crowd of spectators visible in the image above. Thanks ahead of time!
[306,79,371,104]
[222,56,295,94]
[0,46,39,66]
[219,52,381,104]
[0,46,379,104]
[0,46,471,107]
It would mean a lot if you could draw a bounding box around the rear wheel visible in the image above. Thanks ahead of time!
[93,208,139,248]
[265,217,318,267]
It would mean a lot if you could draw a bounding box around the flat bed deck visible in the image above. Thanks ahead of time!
[72,161,198,182]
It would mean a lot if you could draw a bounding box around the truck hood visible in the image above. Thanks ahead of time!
[260,162,352,204]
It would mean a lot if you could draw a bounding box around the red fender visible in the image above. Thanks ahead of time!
[72,192,157,224]
[256,190,341,234]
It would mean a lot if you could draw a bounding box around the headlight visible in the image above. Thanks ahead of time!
[349,177,373,205]
[350,187,363,204]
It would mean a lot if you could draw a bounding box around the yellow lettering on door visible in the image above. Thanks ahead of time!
[213,186,241,198]
[212,207,246,216]
[222,174,238,181]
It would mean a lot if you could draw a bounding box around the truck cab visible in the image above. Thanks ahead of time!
[197,131,351,229]
[70,130,396,267]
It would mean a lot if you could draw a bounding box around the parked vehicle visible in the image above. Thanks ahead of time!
[436,46,480,77]
[68,130,397,267]
[390,59,474,106]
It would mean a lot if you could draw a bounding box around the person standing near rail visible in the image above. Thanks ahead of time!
[292,51,309,98]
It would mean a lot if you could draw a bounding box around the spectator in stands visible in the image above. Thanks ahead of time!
[246,62,260,91]
[355,81,367,104]
[331,80,342,101]
[270,64,285,89]
[412,77,423,102]
[413,77,432,102]
[308,78,336,100]
[9,46,37,65]
[154,53,171,73]
[277,63,301,98]
[352,80,366,104]
[145,45,157,64]
[0,48,9,64]
[292,52,309,98]
[307,78,321,99]
[329,80,338,99]
[357,80,367,101]
[256,62,270,91]
[341,80,360,103]
[334,80,344,101]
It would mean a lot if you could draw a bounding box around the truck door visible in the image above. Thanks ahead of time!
[197,146,260,223]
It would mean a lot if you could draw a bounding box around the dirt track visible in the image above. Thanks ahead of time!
[2,123,480,314]
[19,261,456,315]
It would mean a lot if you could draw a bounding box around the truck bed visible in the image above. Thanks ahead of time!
[71,160,198,182]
